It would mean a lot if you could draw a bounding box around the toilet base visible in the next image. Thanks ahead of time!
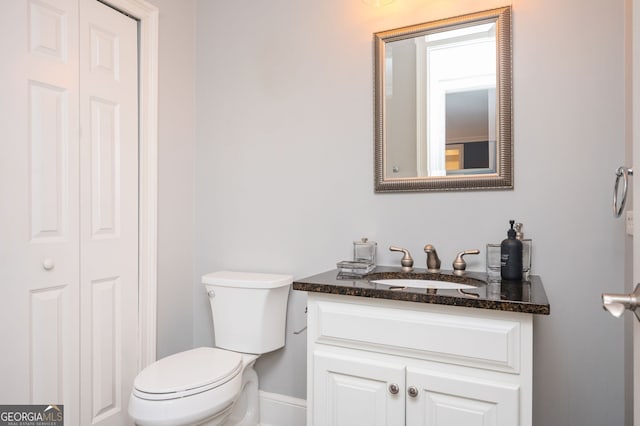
[223,354,260,426]
[194,404,234,426]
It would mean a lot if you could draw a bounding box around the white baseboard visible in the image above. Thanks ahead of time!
[259,390,307,426]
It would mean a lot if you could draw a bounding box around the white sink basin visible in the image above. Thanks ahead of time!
[372,279,476,290]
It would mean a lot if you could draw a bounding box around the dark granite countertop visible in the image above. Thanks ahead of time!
[293,266,550,315]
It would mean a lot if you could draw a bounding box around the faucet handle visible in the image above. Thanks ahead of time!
[389,246,414,271]
[452,249,480,272]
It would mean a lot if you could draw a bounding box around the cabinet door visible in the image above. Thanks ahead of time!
[406,367,520,426]
[313,350,405,426]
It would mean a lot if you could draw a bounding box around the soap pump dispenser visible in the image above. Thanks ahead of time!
[501,220,523,281]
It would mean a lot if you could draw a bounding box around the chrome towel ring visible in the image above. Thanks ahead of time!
[614,166,633,218]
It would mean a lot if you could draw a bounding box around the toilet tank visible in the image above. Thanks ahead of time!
[202,271,292,354]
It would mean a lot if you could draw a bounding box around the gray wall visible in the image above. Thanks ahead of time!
[149,0,197,359]
[146,0,628,425]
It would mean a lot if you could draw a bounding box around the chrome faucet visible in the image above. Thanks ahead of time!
[423,244,441,272]
[389,246,414,272]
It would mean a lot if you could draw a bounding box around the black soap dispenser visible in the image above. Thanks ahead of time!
[501,220,523,281]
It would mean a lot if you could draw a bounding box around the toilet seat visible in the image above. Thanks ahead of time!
[133,347,242,401]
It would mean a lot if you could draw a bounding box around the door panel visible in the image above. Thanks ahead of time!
[29,81,72,242]
[0,3,80,425]
[79,1,138,425]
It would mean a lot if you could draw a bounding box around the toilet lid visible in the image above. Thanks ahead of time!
[134,347,242,396]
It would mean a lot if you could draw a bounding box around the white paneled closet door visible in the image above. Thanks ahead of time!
[79,1,139,425]
[0,1,140,425]
[0,1,81,424]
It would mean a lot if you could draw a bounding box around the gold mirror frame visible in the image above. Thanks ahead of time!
[374,6,512,192]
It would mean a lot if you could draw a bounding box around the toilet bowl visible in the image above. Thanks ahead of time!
[128,347,248,426]
[128,271,292,426]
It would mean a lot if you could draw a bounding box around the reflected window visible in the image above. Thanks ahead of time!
[416,22,497,176]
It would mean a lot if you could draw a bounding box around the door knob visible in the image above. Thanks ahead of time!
[389,383,399,395]
[602,284,640,321]
[407,386,419,398]
[42,258,55,271]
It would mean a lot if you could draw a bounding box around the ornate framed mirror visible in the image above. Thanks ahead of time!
[374,6,512,192]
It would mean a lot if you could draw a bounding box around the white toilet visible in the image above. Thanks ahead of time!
[128,271,292,426]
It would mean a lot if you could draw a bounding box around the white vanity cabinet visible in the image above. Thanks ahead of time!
[306,293,533,426]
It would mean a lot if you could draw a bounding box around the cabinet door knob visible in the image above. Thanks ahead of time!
[408,386,419,398]
[389,383,399,395]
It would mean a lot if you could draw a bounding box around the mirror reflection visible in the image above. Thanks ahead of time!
[374,7,512,192]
